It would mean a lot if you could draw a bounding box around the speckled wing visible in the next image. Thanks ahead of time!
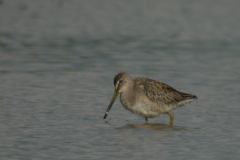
[135,78,195,104]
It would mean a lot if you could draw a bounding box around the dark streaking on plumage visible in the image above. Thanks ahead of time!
[135,78,197,104]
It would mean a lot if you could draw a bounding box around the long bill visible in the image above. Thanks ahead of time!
[103,90,119,119]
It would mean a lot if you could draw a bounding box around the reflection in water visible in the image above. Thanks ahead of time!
[117,123,199,131]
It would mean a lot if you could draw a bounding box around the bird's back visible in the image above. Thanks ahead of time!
[134,77,197,106]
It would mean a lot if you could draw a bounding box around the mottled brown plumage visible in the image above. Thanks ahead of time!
[104,73,198,124]
[135,78,196,104]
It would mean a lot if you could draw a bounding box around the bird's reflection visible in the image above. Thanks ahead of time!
[117,123,197,131]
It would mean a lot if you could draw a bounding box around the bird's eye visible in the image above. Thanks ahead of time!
[119,80,123,84]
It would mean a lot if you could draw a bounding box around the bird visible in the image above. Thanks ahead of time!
[103,73,198,125]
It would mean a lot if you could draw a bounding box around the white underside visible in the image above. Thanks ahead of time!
[122,99,194,118]
[132,102,161,118]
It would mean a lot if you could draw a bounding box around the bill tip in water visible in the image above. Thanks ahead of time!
[103,111,108,119]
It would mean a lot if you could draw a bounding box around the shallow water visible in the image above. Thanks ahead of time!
[0,0,240,159]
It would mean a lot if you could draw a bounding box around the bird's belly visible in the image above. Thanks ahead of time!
[124,101,162,118]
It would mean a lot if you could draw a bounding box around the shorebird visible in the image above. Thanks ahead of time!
[103,73,197,125]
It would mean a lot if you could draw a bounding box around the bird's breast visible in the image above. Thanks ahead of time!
[120,93,134,110]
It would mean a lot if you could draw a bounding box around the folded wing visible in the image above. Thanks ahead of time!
[135,78,197,105]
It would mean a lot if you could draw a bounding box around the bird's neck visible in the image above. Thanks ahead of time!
[120,82,135,108]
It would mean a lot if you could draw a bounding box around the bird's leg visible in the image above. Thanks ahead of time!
[167,112,174,125]
[145,118,148,124]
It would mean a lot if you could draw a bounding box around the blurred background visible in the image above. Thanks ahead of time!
[0,0,240,159]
